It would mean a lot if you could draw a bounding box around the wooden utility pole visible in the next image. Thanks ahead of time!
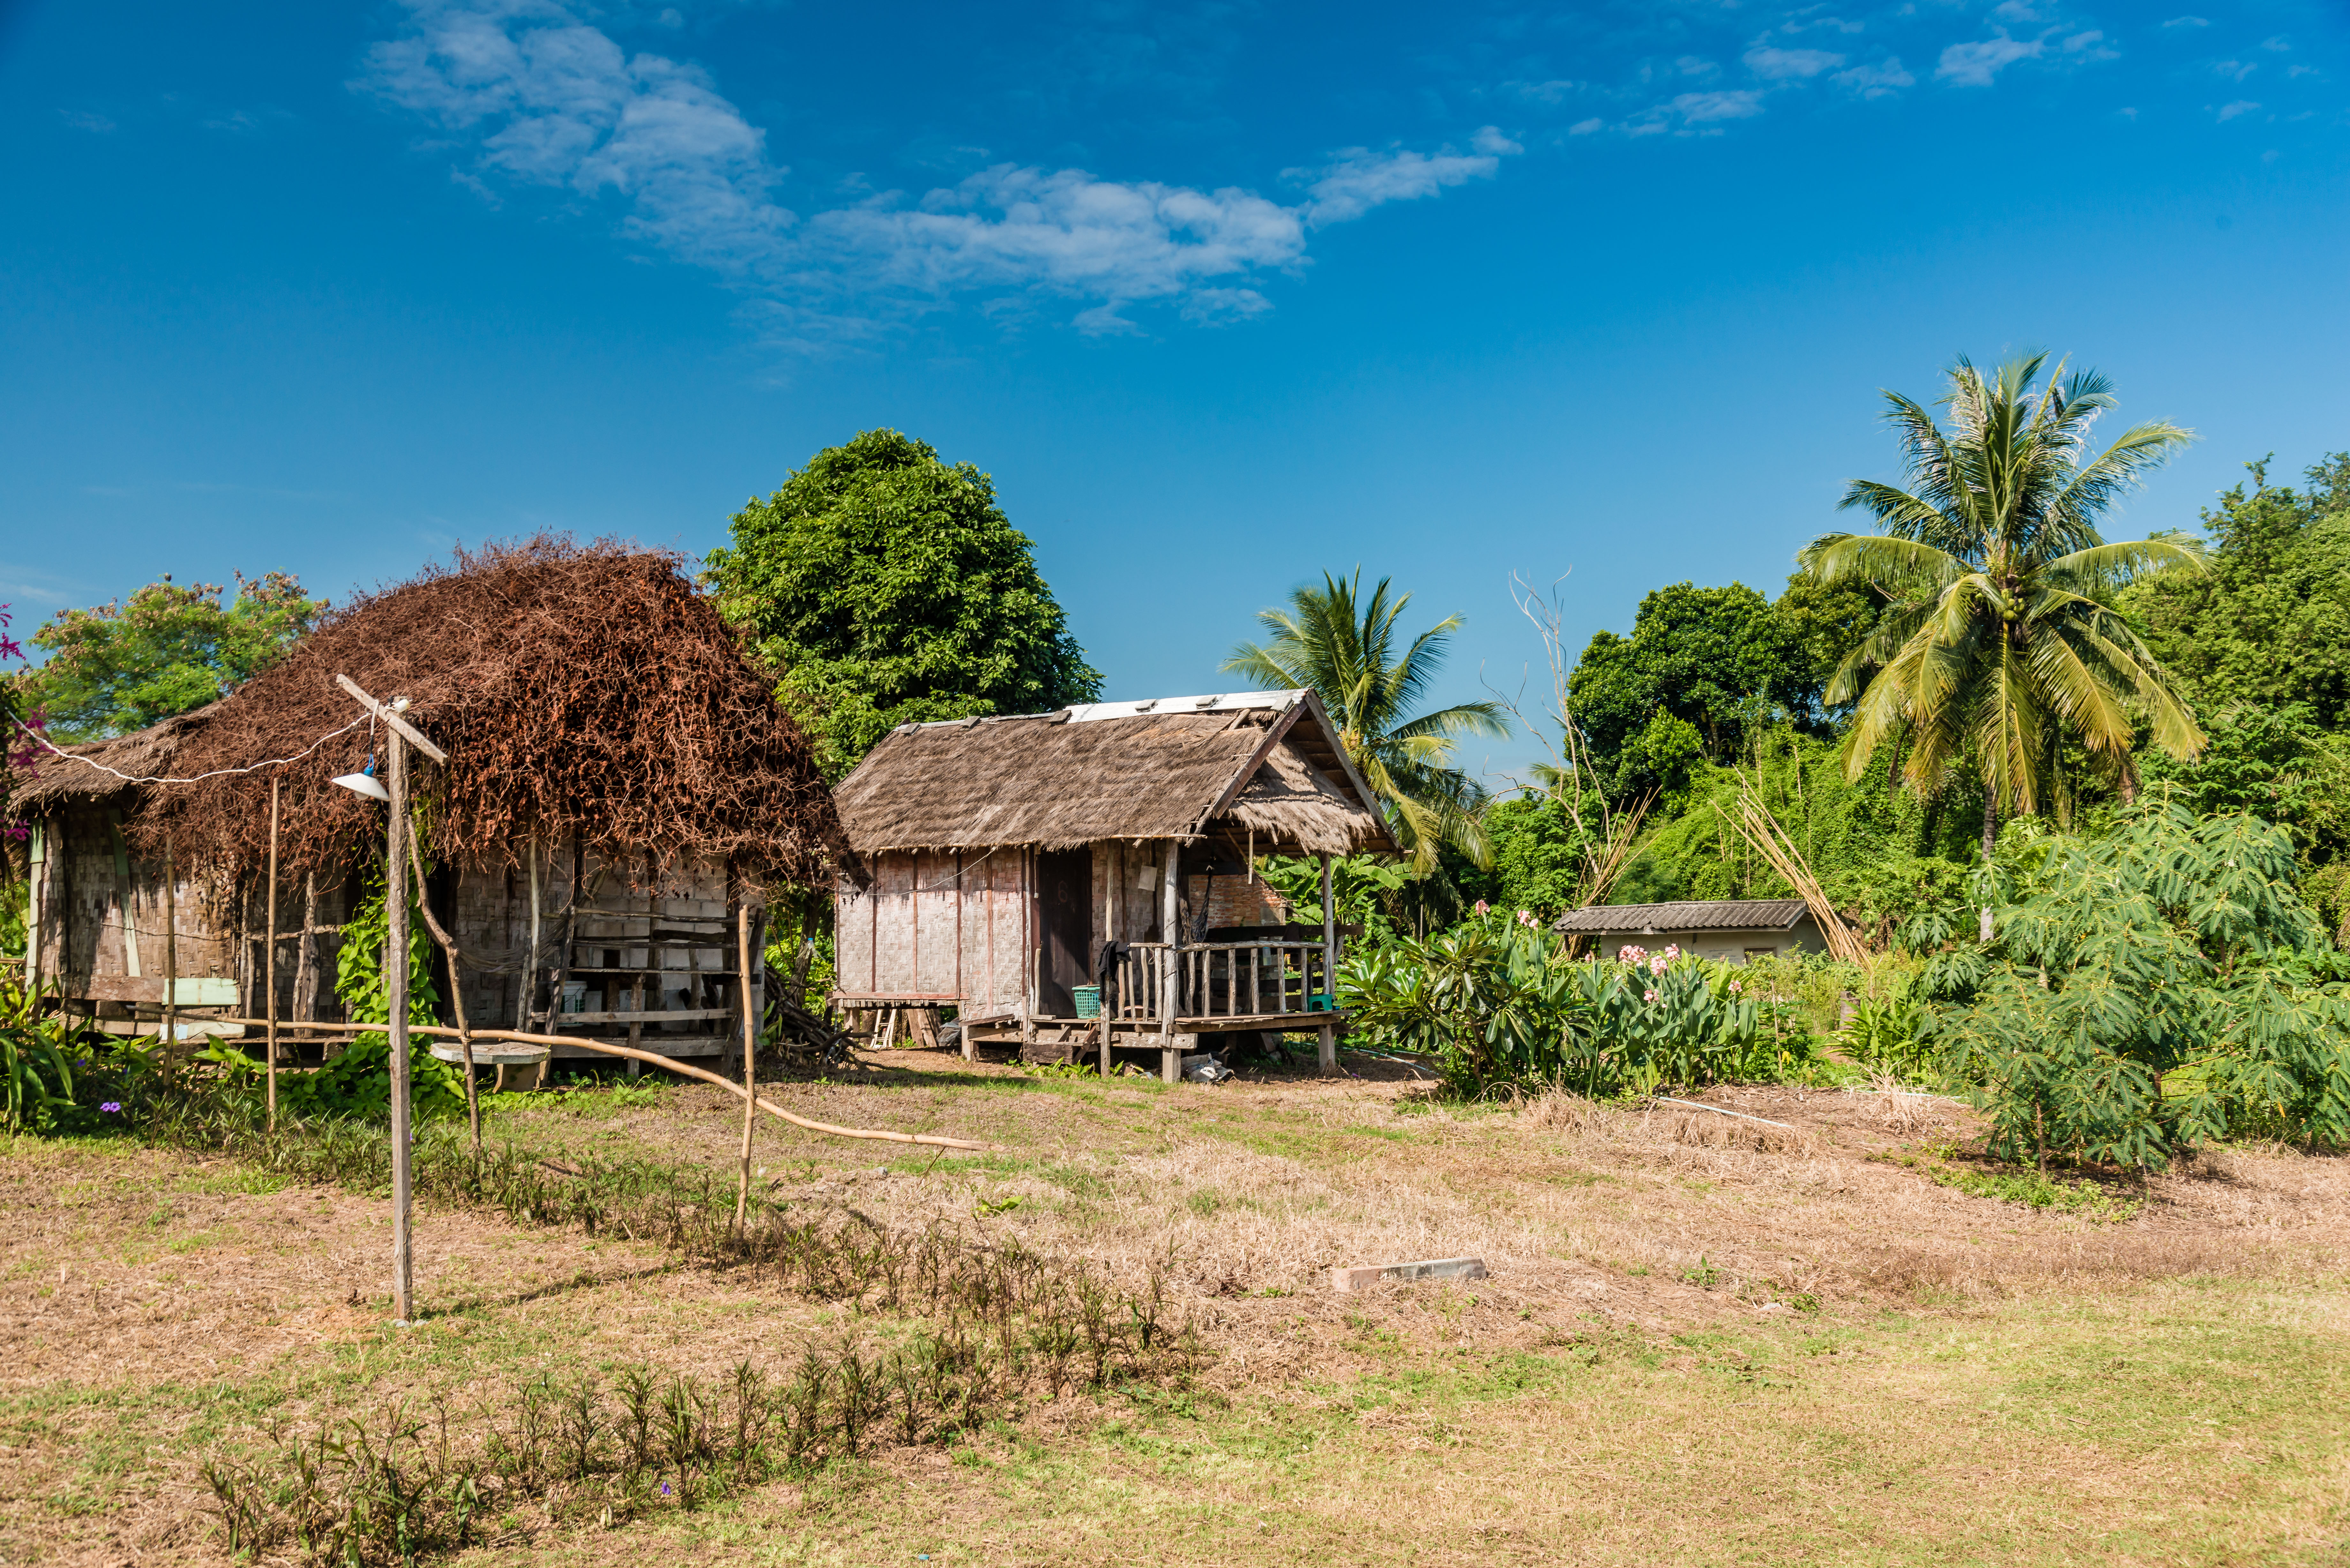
[386,727,413,1323]
[266,778,280,1131]
[333,674,449,1328]
[734,902,756,1231]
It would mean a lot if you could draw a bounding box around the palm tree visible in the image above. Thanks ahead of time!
[1802,352,2206,861]
[1224,570,1508,872]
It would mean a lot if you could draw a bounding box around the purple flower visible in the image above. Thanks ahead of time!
[100,1102,122,1114]
[660,1482,672,1496]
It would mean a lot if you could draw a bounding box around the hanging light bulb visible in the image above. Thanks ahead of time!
[332,754,391,803]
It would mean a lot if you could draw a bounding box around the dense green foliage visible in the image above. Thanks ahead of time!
[2126,455,2350,936]
[13,572,325,742]
[1226,570,1506,870]
[706,429,1100,779]
[1805,353,2202,839]
[276,859,465,1122]
[1342,911,1830,1097]
[1909,804,2350,1169]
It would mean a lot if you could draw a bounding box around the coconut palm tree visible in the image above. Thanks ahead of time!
[1803,352,2206,860]
[1224,570,1507,872]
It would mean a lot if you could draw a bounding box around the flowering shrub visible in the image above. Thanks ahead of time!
[1342,909,1817,1097]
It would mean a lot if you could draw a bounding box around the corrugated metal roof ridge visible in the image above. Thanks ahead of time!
[1553,898,1810,933]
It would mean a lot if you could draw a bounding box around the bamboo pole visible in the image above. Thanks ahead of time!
[387,728,415,1323]
[265,779,279,1132]
[734,903,756,1231]
[163,838,178,1052]
[1731,787,1872,967]
[213,1018,991,1149]
[1317,852,1338,1075]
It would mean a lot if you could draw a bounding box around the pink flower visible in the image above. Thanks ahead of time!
[1663,944,1680,961]
[1643,988,1659,1003]
[1618,944,1645,965]
[1649,955,1667,977]
[1474,900,1490,916]
[1516,909,1536,927]
[1728,980,1743,995]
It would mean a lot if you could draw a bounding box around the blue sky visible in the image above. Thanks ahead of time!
[4,0,2347,785]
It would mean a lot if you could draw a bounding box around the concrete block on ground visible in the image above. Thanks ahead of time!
[1330,1255,1489,1292]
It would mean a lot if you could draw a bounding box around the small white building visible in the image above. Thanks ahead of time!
[1554,899,1826,963]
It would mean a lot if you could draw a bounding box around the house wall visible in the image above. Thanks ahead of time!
[836,847,1031,1010]
[28,805,249,1010]
[1586,916,1825,964]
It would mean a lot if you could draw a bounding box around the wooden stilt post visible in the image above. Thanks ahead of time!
[1318,852,1338,1077]
[265,779,280,1132]
[518,841,540,1031]
[1160,841,1181,1084]
[386,727,415,1324]
[1100,842,1117,1078]
[735,902,756,1232]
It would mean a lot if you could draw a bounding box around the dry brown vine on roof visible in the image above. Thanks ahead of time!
[139,536,847,886]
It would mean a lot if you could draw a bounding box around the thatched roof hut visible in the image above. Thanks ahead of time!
[829,689,1394,1079]
[18,538,845,1064]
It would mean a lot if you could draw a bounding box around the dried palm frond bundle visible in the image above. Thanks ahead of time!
[1729,786,1872,967]
[139,536,845,886]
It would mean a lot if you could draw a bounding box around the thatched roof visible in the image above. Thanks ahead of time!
[127,537,845,884]
[8,704,217,813]
[832,689,1397,857]
[1554,899,1811,935]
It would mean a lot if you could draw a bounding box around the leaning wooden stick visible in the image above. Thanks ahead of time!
[213,1019,993,1150]
[734,904,756,1231]
[406,827,481,1156]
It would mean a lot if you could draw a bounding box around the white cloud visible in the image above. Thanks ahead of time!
[1292,133,1512,227]
[2212,58,2257,82]
[2216,99,2261,120]
[1744,46,1846,80]
[1568,117,1605,135]
[360,1,1509,341]
[1936,34,2044,86]
[2261,35,2291,51]
[2162,15,2209,26]
[1833,57,1915,97]
[58,109,116,132]
[1669,89,1766,123]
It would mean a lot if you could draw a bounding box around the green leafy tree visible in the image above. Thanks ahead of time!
[1803,352,2205,858]
[1565,583,1800,773]
[1224,570,1507,872]
[1910,803,2350,1170]
[14,573,324,743]
[2124,455,2350,726]
[706,429,1101,779]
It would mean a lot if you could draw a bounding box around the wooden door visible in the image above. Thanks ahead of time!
[1034,848,1093,1018]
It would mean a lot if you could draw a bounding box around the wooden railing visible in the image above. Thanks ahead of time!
[1103,940,1335,1024]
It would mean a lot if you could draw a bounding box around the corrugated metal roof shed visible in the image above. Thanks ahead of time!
[1554,898,1810,934]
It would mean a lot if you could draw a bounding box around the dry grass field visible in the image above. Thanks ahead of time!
[5,1044,2348,1566]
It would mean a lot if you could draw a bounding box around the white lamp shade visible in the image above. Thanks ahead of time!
[332,769,392,803]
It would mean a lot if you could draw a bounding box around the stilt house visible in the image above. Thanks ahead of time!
[829,690,1397,1078]
[13,539,845,1068]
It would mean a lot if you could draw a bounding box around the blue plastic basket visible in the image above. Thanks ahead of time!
[1072,985,1102,1018]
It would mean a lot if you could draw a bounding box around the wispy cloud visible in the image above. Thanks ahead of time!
[1937,33,2045,87]
[2216,99,2262,120]
[1833,58,1916,98]
[360,0,1515,343]
[58,109,116,133]
[1744,46,1846,81]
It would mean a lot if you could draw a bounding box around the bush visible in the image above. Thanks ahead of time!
[1908,802,2350,1169]
[1340,909,1820,1097]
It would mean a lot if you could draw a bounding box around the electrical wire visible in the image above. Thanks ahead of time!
[6,712,369,787]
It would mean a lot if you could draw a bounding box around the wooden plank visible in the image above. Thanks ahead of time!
[334,674,449,763]
[548,1034,729,1060]
[553,1007,738,1025]
[73,975,238,1006]
[1330,1256,1488,1293]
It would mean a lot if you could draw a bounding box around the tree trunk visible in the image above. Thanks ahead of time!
[1978,791,1998,944]
[2117,754,2139,806]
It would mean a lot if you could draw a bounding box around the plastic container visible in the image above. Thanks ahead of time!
[1072,985,1102,1018]
[1308,991,1335,1013]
